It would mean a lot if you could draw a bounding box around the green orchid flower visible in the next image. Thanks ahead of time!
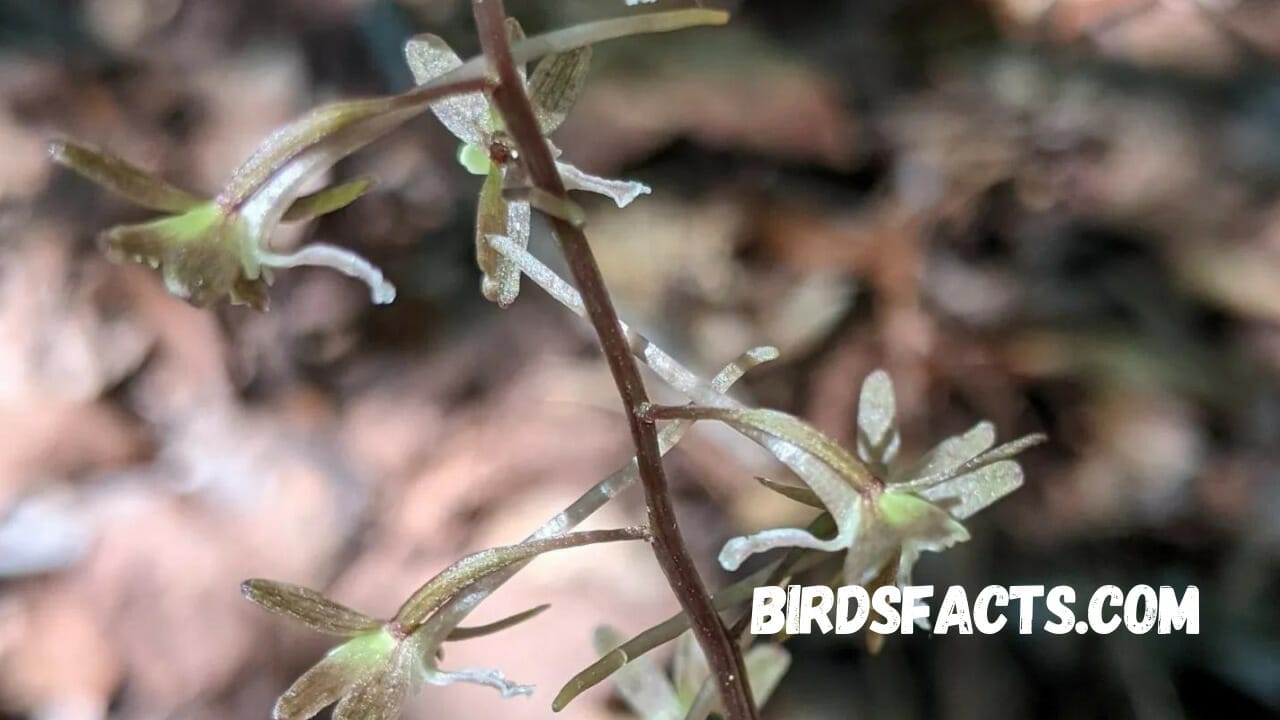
[243,527,647,720]
[593,627,789,720]
[644,370,1044,591]
[48,100,417,309]
[405,19,651,307]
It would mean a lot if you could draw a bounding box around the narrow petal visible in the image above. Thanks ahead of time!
[492,178,532,306]
[593,627,682,720]
[404,35,491,145]
[744,645,792,707]
[282,177,375,223]
[475,166,510,304]
[720,500,859,572]
[920,460,1024,520]
[49,139,205,213]
[856,369,899,468]
[898,433,1045,491]
[421,664,534,698]
[891,421,994,484]
[257,243,396,305]
[755,476,823,509]
[241,579,382,636]
[557,161,650,207]
[446,604,550,641]
[393,527,647,630]
[672,631,710,704]
[273,653,362,720]
[530,46,592,133]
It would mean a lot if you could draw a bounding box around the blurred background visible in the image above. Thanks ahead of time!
[1,0,1279,718]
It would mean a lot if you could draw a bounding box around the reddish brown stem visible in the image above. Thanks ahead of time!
[468,1,758,717]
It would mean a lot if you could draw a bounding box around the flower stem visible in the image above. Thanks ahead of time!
[469,2,758,717]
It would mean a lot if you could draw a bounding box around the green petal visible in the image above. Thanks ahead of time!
[446,604,550,641]
[241,579,381,636]
[332,639,416,720]
[101,203,267,310]
[49,139,205,214]
[592,627,681,720]
[457,143,492,176]
[274,631,396,720]
[282,177,375,223]
[393,527,646,630]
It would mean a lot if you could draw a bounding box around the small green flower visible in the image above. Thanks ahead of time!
[243,528,647,720]
[594,627,790,720]
[405,20,650,307]
[49,101,406,309]
[645,370,1044,590]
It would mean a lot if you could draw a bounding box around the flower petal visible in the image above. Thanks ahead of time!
[332,640,416,720]
[274,630,396,720]
[101,204,267,310]
[557,161,650,207]
[743,644,792,708]
[892,421,994,484]
[241,579,382,636]
[404,35,491,145]
[393,527,646,629]
[49,140,205,214]
[856,369,899,468]
[530,46,592,133]
[446,604,550,641]
[282,177,375,223]
[593,627,681,720]
[258,243,396,305]
[672,631,710,704]
[919,459,1024,520]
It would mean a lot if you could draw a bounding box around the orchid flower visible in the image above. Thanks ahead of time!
[593,628,790,720]
[242,527,646,720]
[47,97,425,309]
[644,370,1044,592]
[405,19,651,307]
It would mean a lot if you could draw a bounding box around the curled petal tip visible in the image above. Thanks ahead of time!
[718,538,749,572]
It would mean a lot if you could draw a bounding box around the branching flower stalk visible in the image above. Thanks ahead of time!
[464,1,758,717]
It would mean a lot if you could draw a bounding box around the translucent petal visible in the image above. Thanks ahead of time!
[557,161,651,207]
[672,631,710,705]
[856,369,899,467]
[593,627,682,720]
[403,35,490,145]
[421,665,533,698]
[744,644,792,708]
[720,499,860,572]
[493,177,531,306]
[241,579,381,636]
[530,46,592,133]
[920,460,1024,520]
[258,243,396,305]
[49,139,205,213]
[891,421,994,484]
